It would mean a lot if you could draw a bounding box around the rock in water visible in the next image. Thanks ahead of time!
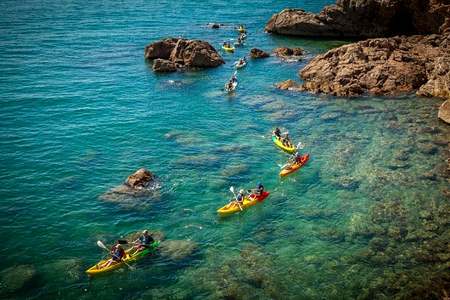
[275,79,302,91]
[159,240,198,260]
[100,168,161,202]
[299,35,450,97]
[152,59,177,72]
[438,100,450,124]
[265,0,449,38]
[125,168,155,188]
[0,265,36,294]
[273,47,304,60]
[145,38,224,72]
[250,48,270,59]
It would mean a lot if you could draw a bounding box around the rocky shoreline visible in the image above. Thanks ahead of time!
[268,0,450,123]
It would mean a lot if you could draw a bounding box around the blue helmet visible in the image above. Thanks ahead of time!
[257,182,263,188]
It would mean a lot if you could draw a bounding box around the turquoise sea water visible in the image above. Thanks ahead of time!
[1,0,449,299]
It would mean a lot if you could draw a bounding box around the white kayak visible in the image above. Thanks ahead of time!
[225,80,238,93]
[235,60,247,69]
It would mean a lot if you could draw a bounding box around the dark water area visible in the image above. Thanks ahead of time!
[0,0,448,299]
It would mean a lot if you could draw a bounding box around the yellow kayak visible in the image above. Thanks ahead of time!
[272,135,296,154]
[86,241,159,276]
[217,192,270,216]
[222,45,235,52]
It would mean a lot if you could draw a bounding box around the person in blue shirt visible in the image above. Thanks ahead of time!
[98,242,125,269]
[132,230,154,253]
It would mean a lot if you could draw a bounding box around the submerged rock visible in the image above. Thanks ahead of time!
[159,240,198,260]
[41,258,83,285]
[250,48,270,59]
[145,38,224,72]
[100,168,161,202]
[0,265,36,294]
[265,0,449,38]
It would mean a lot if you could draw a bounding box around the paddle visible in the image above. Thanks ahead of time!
[96,240,134,270]
[229,186,243,211]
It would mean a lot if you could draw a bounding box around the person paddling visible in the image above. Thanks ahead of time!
[236,189,245,204]
[98,242,125,269]
[131,230,154,254]
[273,127,282,138]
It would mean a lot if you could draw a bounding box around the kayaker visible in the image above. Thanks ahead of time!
[132,230,154,253]
[98,242,125,269]
[282,133,292,147]
[273,127,281,138]
[236,189,245,204]
[289,152,303,164]
[256,182,264,196]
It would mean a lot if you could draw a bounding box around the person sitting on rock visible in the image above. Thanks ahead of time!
[99,242,125,269]
[132,230,154,253]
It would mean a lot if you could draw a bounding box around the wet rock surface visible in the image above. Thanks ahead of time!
[265,0,450,38]
[100,168,161,204]
[275,79,302,91]
[250,48,270,59]
[439,100,450,124]
[273,47,304,61]
[145,38,224,72]
[299,34,450,98]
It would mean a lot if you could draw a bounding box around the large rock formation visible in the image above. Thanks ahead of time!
[265,0,450,38]
[439,100,450,124]
[298,34,450,98]
[145,38,224,72]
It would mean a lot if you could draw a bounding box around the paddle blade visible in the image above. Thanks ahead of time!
[118,240,128,244]
[97,240,108,250]
[297,142,304,150]
[229,186,235,194]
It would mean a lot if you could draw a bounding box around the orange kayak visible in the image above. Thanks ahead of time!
[280,154,310,177]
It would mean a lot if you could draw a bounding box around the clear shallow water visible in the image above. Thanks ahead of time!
[0,0,449,299]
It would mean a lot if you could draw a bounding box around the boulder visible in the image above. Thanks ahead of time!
[145,38,224,72]
[125,168,155,188]
[265,0,450,38]
[152,59,177,72]
[100,168,161,202]
[159,240,197,260]
[273,47,304,58]
[250,48,270,59]
[438,100,450,124]
[299,35,450,97]
[0,265,36,294]
[275,79,302,90]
